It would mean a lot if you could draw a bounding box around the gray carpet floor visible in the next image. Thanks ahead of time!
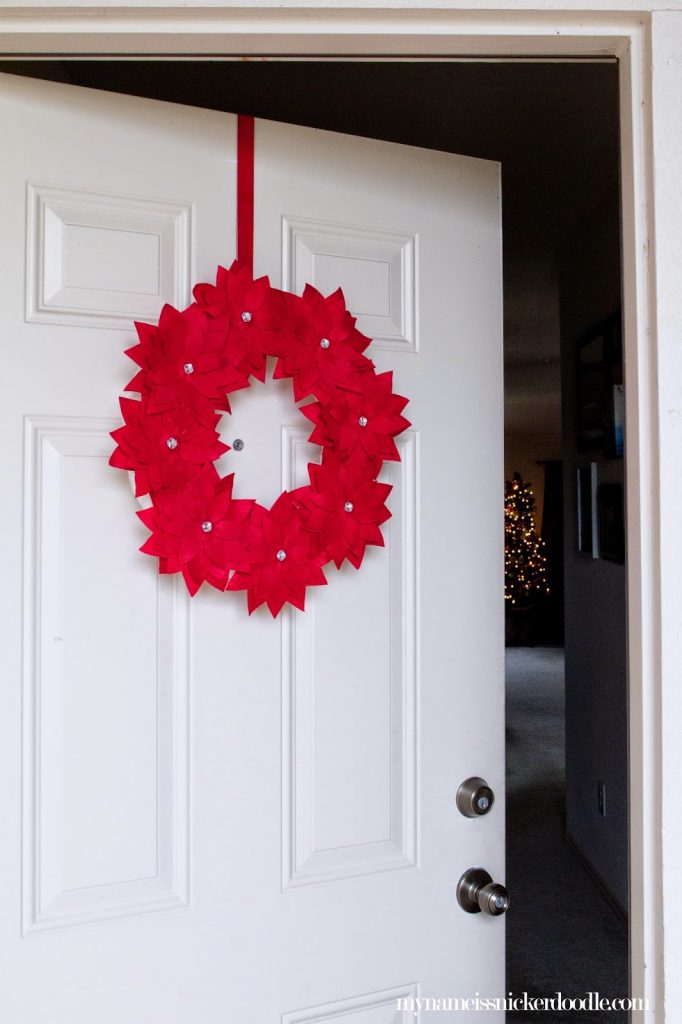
[506,647,628,1022]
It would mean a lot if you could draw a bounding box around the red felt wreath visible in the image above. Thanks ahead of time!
[110,260,410,616]
[110,115,409,615]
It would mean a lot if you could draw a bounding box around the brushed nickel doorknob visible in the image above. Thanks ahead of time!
[457,868,509,916]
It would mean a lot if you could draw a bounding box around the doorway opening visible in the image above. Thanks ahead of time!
[0,57,628,1009]
[504,65,627,1017]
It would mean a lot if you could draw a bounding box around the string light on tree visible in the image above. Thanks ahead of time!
[504,472,550,607]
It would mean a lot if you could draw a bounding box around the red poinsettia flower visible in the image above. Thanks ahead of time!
[294,453,393,569]
[109,396,229,497]
[124,304,249,417]
[228,492,327,616]
[137,467,253,596]
[301,370,410,463]
[192,260,285,383]
[273,284,374,401]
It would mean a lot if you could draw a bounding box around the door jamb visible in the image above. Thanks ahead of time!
[0,9,660,1023]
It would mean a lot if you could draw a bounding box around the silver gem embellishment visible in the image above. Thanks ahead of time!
[320,338,330,349]
[358,416,368,427]
[276,549,287,562]
[241,311,252,323]
[201,521,213,533]
[183,362,194,375]
[166,437,178,450]
[344,501,354,513]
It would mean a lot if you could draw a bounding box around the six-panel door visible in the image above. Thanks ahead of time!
[0,73,504,1022]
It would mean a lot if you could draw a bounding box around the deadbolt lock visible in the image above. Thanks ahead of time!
[456,777,495,817]
[457,868,509,916]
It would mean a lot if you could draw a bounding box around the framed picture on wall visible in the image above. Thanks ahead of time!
[604,312,624,458]
[597,483,625,563]
[577,462,599,557]
[609,383,625,458]
[576,310,623,457]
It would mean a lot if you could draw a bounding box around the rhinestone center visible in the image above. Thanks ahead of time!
[320,338,330,349]
[358,416,368,427]
[276,549,287,562]
[201,521,213,533]
[241,311,252,323]
[183,362,194,375]
[166,436,178,450]
[344,501,354,513]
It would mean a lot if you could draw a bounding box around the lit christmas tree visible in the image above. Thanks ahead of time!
[505,473,550,607]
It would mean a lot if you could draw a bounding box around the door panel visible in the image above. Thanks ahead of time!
[281,428,417,890]
[282,216,417,352]
[0,72,504,1023]
[26,183,191,329]
[23,416,190,934]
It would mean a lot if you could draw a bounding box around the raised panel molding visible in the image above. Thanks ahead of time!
[22,416,190,933]
[26,183,193,329]
[283,983,421,1023]
[281,428,419,890]
[282,216,418,352]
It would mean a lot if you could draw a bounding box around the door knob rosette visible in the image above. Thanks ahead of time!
[457,867,509,916]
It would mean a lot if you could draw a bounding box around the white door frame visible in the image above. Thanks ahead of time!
[0,8,662,1022]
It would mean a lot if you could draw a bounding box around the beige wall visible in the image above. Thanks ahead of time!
[504,252,562,532]
[504,435,561,533]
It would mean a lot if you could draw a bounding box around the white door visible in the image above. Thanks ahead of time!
[0,73,504,1022]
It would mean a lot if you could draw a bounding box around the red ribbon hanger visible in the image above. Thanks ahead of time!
[237,114,255,275]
